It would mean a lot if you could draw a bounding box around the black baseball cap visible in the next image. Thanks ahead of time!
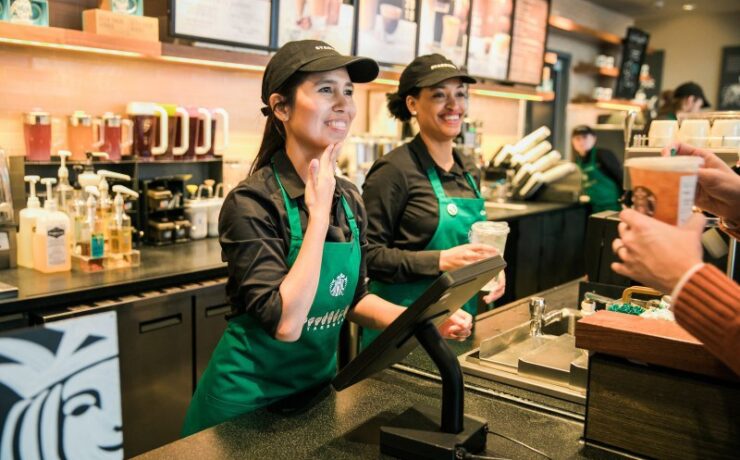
[398,54,477,96]
[674,81,710,108]
[261,40,379,113]
[572,125,595,137]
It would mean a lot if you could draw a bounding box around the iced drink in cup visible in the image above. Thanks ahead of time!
[625,156,704,225]
[470,221,509,291]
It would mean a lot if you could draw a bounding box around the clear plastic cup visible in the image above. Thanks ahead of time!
[470,221,509,291]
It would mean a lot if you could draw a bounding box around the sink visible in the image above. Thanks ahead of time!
[460,308,588,404]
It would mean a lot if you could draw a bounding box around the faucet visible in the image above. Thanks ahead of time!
[529,297,546,337]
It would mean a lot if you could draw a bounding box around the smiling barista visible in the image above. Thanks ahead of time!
[360,54,505,348]
[181,42,473,436]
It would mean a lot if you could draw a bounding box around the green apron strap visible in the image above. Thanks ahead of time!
[426,167,447,198]
[340,196,359,242]
[464,172,483,199]
[272,162,303,264]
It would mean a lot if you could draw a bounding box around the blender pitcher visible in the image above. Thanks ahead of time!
[100,112,134,161]
[126,102,168,160]
[200,108,229,158]
[67,111,104,161]
[23,110,62,162]
[158,103,189,160]
[184,107,212,160]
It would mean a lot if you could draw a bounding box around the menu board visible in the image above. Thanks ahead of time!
[417,0,470,67]
[615,27,650,100]
[171,0,272,49]
[467,0,513,81]
[356,0,418,65]
[507,0,549,86]
[277,1,355,55]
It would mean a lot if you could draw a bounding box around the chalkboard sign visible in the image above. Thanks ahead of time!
[170,0,273,50]
[615,27,650,100]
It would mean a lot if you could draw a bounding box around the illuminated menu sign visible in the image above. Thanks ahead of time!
[507,0,549,85]
[356,0,419,66]
[466,0,514,81]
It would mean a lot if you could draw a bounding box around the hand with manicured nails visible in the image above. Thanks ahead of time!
[439,244,500,272]
[662,142,740,224]
[611,209,705,293]
[305,143,340,225]
[482,271,506,305]
[438,308,473,341]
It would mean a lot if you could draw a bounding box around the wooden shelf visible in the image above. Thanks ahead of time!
[570,99,647,111]
[0,21,161,56]
[0,22,553,102]
[549,15,622,47]
[574,63,619,78]
[368,70,554,102]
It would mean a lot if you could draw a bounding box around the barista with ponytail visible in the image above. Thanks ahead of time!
[182,41,473,436]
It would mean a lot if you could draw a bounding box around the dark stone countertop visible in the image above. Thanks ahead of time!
[0,238,227,314]
[135,280,616,460]
[135,370,617,460]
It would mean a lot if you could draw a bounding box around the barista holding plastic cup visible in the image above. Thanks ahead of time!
[361,54,504,348]
[181,41,472,436]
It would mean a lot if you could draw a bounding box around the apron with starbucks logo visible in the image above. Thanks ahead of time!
[361,166,486,349]
[182,164,360,436]
[576,147,621,213]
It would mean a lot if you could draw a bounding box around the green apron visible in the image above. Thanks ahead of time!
[182,164,361,436]
[576,147,621,213]
[361,166,486,349]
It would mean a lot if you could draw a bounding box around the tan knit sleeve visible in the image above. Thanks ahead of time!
[673,264,740,376]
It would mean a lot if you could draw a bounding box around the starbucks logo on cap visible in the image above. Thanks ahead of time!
[330,273,348,297]
[447,203,458,216]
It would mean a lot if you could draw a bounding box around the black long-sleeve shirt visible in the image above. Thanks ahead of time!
[219,149,368,337]
[579,147,624,191]
[362,134,481,284]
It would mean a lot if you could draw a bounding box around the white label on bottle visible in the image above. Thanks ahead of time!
[678,175,698,225]
[47,226,67,266]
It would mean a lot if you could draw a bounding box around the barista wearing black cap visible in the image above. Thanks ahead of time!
[656,81,710,120]
[181,42,472,436]
[361,54,503,348]
[571,125,623,213]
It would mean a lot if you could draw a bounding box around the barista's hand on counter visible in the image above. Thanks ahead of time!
[438,309,473,341]
[439,244,499,272]
[662,142,740,223]
[482,271,506,304]
[611,209,705,293]
[305,143,340,225]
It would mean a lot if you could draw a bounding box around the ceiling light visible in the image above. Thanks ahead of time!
[682,4,696,11]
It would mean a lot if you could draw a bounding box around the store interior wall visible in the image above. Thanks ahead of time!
[636,12,740,108]
[547,0,635,159]
[0,46,521,167]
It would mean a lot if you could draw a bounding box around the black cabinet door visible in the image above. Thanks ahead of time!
[193,281,230,386]
[117,291,193,457]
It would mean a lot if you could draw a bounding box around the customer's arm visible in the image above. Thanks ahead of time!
[611,209,740,376]
[671,264,740,376]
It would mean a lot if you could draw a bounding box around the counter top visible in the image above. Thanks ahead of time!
[135,370,606,460]
[135,280,602,460]
[0,239,227,313]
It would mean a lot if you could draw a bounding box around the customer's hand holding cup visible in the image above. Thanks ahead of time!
[624,154,703,225]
